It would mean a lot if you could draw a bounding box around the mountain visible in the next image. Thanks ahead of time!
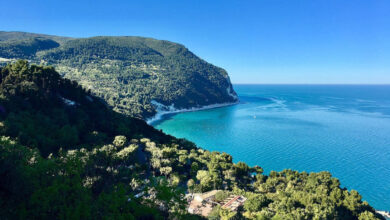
[0,31,70,43]
[0,61,382,219]
[0,31,238,119]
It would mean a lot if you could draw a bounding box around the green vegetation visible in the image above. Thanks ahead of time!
[0,38,59,59]
[241,170,380,219]
[0,60,190,219]
[0,61,382,219]
[0,31,70,44]
[0,32,238,119]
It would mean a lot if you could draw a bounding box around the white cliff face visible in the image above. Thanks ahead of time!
[150,100,177,112]
[146,99,239,125]
[227,86,238,100]
[147,85,239,125]
[61,97,76,106]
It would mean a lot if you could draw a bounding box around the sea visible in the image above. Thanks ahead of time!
[152,85,390,211]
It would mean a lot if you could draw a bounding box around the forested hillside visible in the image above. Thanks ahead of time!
[0,61,382,219]
[0,32,238,119]
[0,38,60,59]
[0,31,70,43]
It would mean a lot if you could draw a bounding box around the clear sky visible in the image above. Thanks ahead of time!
[0,0,389,84]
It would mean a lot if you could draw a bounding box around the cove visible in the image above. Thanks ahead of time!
[153,85,390,210]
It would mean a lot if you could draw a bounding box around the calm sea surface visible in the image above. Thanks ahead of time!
[153,85,390,210]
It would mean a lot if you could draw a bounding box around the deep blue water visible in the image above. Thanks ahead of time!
[153,85,390,210]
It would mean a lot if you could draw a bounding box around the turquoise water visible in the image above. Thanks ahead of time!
[153,85,390,210]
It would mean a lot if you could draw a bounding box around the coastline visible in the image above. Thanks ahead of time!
[146,100,239,125]
[376,210,390,219]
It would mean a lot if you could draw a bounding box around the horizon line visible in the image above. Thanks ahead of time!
[232,83,390,86]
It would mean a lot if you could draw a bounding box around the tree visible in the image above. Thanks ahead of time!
[160,166,172,177]
[196,170,213,192]
[152,178,186,218]
[358,211,378,220]
[170,173,180,187]
[113,135,127,148]
[244,194,269,213]
[215,191,230,202]
[190,162,200,177]
[187,179,195,194]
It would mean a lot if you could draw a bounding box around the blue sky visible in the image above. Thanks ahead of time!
[0,0,389,84]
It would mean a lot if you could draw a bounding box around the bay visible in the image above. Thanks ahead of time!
[153,85,390,210]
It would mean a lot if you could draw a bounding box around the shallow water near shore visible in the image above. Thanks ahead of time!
[153,85,390,210]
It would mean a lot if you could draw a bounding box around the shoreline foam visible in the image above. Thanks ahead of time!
[376,210,390,219]
[146,100,239,125]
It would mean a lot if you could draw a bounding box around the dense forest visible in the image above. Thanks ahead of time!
[0,32,238,119]
[0,61,383,219]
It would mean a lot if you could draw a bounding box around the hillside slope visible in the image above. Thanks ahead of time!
[0,32,238,119]
[0,31,70,43]
[0,60,203,219]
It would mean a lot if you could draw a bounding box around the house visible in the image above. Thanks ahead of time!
[187,190,220,217]
[187,190,247,217]
[221,195,247,211]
